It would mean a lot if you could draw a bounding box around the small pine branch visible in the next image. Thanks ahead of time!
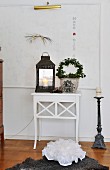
[25,34,52,44]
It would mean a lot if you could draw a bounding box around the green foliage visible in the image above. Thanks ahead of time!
[56,58,86,78]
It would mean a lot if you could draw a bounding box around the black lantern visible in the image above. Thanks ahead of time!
[35,53,55,92]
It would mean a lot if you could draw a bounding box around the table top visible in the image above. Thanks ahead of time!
[31,91,81,96]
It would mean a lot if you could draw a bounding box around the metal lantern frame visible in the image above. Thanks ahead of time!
[35,53,55,92]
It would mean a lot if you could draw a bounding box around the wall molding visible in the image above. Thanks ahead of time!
[2,3,101,90]
[3,86,96,91]
[5,135,110,142]
[0,0,104,7]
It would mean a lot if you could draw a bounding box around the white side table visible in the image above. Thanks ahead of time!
[31,92,81,149]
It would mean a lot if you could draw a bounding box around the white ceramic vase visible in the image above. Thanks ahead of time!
[60,78,79,93]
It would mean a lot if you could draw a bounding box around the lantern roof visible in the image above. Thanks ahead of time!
[36,55,55,68]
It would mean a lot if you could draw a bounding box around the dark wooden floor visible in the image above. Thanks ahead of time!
[0,140,110,170]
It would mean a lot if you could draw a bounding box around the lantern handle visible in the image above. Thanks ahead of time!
[42,52,49,56]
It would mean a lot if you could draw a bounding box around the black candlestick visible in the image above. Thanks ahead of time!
[92,96,106,149]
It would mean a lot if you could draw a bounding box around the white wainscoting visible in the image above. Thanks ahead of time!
[3,86,101,141]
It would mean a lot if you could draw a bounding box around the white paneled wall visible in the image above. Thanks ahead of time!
[3,87,96,141]
[0,0,110,141]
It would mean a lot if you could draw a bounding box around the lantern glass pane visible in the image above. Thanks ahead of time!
[39,69,53,87]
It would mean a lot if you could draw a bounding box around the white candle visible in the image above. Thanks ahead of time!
[42,78,48,87]
[96,87,102,97]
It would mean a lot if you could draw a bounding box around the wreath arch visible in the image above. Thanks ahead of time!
[56,58,86,78]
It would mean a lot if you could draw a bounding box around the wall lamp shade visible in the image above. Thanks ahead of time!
[34,4,61,10]
[35,53,55,93]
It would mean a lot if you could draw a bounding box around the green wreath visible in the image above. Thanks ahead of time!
[56,58,86,78]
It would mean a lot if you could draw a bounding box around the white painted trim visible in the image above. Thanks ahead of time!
[3,86,97,90]
[5,135,110,142]
[0,0,104,7]
[98,4,102,87]
[3,86,35,89]
[5,135,35,140]
[0,0,108,7]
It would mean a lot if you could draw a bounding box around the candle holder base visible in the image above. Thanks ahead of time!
[92,134,106,149]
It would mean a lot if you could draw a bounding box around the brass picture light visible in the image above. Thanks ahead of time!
[34,2,61,10]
